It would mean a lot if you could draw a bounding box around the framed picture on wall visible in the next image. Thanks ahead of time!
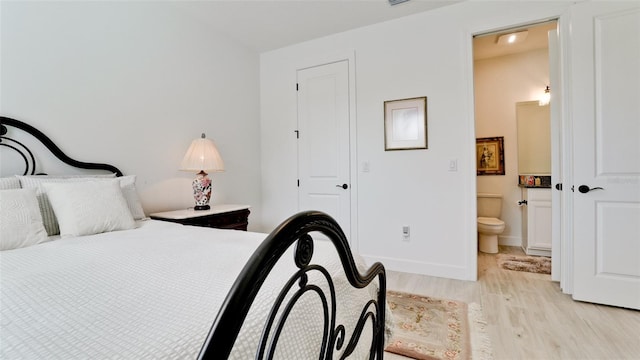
[384,96,427,150]
[476,136,505,175]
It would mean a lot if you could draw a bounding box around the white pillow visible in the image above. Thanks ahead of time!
[0,188,48,250]
[43,180,135,237]
[0,177,21,190]
[117,176,146,220]
[17,175,145,235]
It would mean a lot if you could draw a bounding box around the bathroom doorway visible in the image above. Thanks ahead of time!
[472,20,560,278]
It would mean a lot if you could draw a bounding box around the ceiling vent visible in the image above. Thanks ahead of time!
[389,0,410,5]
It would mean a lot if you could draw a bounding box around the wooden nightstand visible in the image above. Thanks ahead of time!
[150,204,251,231]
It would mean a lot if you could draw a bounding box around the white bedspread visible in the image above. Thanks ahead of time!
[0,220,380,359]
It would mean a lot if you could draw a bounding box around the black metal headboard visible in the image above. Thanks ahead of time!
[0,116,122,176]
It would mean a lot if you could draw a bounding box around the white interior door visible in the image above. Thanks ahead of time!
[571,2,640,309]
[297,60,351,238]
[549,28,562,282]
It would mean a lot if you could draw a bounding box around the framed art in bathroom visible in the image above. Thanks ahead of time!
[476,136,505,175]
[384,96,427,150]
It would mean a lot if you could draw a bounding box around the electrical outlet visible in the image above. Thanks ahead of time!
[402,225,410,241]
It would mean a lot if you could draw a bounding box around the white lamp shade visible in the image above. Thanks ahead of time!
[180,134,225,172]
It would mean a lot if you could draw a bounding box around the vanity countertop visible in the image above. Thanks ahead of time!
[518,175,551,188]
[519,184,552,189]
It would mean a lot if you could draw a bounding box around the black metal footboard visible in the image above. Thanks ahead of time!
[198,211,386,360]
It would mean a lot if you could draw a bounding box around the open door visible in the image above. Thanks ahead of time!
[570,1,640,309]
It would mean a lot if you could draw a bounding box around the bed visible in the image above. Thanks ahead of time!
[0,116,387,359]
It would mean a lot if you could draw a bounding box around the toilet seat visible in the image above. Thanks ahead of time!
[477,217,505,235]
[477,217,504,226]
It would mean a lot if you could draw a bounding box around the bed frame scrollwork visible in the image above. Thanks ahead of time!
[0,116,122,176]
[199,210,387,359]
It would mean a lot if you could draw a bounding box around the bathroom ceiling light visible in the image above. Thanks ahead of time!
[539,86,551,106]
[496,30,529,45]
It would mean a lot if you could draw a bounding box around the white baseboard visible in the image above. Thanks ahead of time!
[498,235,521,247]
[360,254,473,281]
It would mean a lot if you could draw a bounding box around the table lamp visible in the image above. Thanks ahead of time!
[180,133,225,210]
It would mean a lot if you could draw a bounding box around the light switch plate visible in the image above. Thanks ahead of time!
[448,159,458,172]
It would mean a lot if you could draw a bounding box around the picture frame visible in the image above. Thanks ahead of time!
[384,96,427,151]
[476,136,505,175]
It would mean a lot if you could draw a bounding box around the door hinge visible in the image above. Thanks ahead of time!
[296,83,299,91]
[297,179,300,187]
[294,130,299,138]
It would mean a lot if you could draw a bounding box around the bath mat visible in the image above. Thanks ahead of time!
[496,253,551,274]
[384,291,493,360]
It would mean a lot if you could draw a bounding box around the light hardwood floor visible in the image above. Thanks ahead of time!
[385,246,640,360]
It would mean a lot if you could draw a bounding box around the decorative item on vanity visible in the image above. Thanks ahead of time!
[180,133,224,211]
[477,193,505,254]
[518,175,552,188]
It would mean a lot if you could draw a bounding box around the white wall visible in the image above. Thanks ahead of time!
[475,48,550,246]
[0,2,264,230]
[1,0,574,279]
[260,1,571,280]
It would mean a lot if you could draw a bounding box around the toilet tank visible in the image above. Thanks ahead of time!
[477,193,503,218]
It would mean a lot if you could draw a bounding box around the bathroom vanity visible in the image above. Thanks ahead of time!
[516,101,552,257]
[521,187,552,256]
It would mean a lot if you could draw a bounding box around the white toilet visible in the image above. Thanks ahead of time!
[477,193,506,253]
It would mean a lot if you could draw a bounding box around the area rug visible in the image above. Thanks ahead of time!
[384,291,493,360]
[496,254,551,274]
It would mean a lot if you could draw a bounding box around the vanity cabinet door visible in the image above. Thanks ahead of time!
[523,188,552,256]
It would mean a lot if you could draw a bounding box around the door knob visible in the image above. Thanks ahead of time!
[555,183,563,191]
[578,185,604,193]
[336,184,348,189]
